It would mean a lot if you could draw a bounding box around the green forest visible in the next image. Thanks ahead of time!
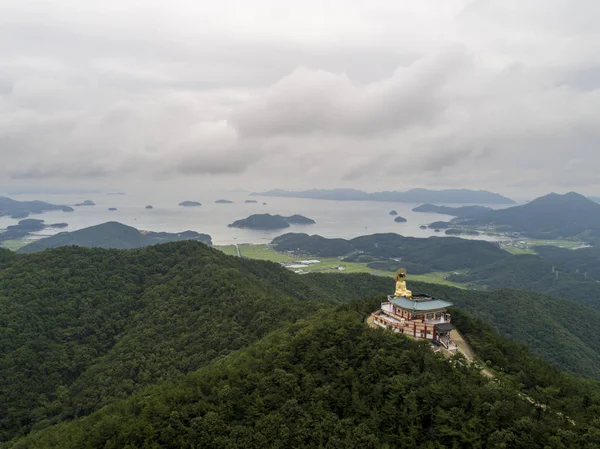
[2,242,600,447]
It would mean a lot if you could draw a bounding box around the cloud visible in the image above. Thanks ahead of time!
[0,0,600,196]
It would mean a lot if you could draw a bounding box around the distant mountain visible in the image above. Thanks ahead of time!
[17,222,212,253]
[413,203,493,218]
[251,188,515,204]
[393,216,407,223]
[462,192,600,239]
[215,199,233,204]
[74,200,95,206]
[228,213,316,230]
[0,196,73,219]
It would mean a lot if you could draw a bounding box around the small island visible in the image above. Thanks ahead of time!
[179,201,202,207]
[0,219,69,242]
[228,213,316,230]
[394,216,407,223]
[108,208,118,211]
[245,200,258,204]
[262,202,268,205]
[389,210,398,216]
[75,200,96,207]
[428,221,451,229]
[145,205,153,209]
[420,225,427,229]
[215,199,234,204]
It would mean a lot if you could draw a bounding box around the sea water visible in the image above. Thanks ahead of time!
[0,192,511,246]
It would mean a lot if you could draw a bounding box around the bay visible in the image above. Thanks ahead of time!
[0,192,511,246]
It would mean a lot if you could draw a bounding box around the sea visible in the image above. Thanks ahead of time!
[0,192,513,246]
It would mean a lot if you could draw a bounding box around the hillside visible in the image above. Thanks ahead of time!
[272,232,510,271]
[535,245,600,279]
[17,222,212,253]
[462,192,600,239]
[10,297,600,448]
[0,242,390,443]
[251,188,515,204]
[412,203,493,218]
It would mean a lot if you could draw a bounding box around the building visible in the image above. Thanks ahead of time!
[371,269,457,350]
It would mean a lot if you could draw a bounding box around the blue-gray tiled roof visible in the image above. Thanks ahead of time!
[389,296,453,311]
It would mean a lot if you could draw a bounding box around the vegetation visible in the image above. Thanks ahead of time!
[17,222,212,253]
[10,297,600,449]
[0,242,392,444]
[272,233,510,272]
[5,241,600,447]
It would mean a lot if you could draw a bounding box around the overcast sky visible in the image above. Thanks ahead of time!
[1,0,599,197]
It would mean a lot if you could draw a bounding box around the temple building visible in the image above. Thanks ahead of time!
[371,268,457,350]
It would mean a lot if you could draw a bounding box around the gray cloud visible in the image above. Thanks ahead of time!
[0,0,600,196]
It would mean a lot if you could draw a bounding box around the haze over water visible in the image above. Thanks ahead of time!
[0,192,512,246]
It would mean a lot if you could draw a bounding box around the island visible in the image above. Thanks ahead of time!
[250,188,515,204]
[179,201,202,207]
[0,196,74,219]
[420,225,427,229]
[0,219,70,242]
[412,203,493,218]
[145,205,153,209]
[75,200,96,207]
[215,199,234,204]
[244,200,258,204]
[394,216,407,223]
[389,210,398,216]
[228,214,316,230]
[17,222,212,253]
[108,208,118,211]
[458,192,600,241]
[428,221,451,229]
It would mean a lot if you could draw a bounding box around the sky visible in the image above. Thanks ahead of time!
[1,0,600,197]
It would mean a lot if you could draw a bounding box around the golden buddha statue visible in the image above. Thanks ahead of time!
[393,268,412,299]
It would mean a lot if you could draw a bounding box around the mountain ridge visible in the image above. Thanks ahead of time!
[250,188,515,204]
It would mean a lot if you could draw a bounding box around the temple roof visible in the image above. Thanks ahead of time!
[389,295,453,311]
[435,323,454,333]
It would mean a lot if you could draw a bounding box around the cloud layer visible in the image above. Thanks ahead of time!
[1,0,600,195]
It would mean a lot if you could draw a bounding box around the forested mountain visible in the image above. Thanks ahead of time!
[272,233,510,270]
[251,188,515,204]
[4,241,600,447]
[412,203,493,217]
[535,245,600,279]
[10,297,600,449]
[462,192,600,239]
[17,221,212,253]
[272,232,600,312]
[0,242,385,444]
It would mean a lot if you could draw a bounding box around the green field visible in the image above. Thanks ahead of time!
[215,245,238,256]
[500,238,585,255]
[215,244,464,287]
[0,239,30,251]
[410,271,464,288]
[238,244,295,262]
